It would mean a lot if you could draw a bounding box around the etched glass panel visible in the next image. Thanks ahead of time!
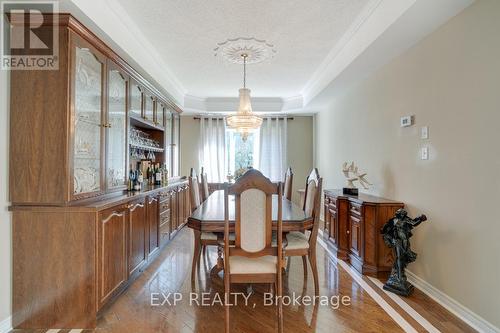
[157,103,165,127]
[107,70,127,189]
[73,46,102,195]
[130,82,142,117]
[144,94,154,122]
[172,113,180,177]
[165,109,172,173]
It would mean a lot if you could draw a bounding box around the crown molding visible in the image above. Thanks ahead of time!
[304,0,474,110]
[301,0,415,106]
[62,0,186,104]
[183,94,306,114]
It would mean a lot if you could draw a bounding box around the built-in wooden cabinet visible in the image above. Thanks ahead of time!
[10,14,188,329]
[322,190,404,276]
[9,14,182,206]
[97,205,128,308]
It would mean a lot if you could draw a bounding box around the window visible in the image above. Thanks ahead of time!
[226,129,260,178]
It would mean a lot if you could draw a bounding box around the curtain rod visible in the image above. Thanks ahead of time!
[193,116,294,120]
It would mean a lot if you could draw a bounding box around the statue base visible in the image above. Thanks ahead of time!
[383,280,414,297]
[343,187,359,196]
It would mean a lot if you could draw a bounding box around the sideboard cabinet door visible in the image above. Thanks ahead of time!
[128,200,146,276]
[70,34,106,199]
[147,195,160,256]
[97,205,128,309]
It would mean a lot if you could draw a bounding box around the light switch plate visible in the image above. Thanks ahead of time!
[421,126,429,139]
[421,147,429,160]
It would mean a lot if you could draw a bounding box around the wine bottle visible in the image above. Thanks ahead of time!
[133,170,141,191]
[147,164,152,186]
[128,166,135,191]
[155,163,161,185]
[137,169,144,190]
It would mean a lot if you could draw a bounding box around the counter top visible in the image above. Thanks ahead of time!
[10,179,188,212]
[324,189,403,205]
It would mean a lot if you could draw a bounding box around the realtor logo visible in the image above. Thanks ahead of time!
[1,1,59,70]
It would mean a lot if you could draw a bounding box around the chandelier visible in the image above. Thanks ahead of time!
[226,53,262,141]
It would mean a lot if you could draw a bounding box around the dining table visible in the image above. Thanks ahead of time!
[187,190,314,285]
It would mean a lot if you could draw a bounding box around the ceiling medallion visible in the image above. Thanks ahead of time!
[214,37,276,64]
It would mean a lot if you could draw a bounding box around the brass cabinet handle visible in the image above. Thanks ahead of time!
[128,203,144,211]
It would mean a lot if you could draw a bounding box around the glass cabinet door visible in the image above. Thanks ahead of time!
[172,113,180,177]
[144,93,155,122]
[130,81,142,118]
[106,66,128,190]
[165,109,172,175]
[73,43,104,196]
[156,102,165,128]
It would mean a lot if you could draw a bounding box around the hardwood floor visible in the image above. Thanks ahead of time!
[11,227,475,333]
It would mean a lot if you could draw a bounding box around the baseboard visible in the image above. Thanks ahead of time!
[0,315,12,333]
[318,226,499,333]
[406,271,499,333]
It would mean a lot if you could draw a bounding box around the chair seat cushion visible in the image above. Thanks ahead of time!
[285,231,309,250]
[229,255,277,274]
[201,232,218,241]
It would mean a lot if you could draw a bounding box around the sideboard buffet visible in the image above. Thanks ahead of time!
[322,190,404,276]
[9,14,189,329]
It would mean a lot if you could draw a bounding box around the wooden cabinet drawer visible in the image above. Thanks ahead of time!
[159,209,170,226]
[350,203,362,217]
[160,199,170,212]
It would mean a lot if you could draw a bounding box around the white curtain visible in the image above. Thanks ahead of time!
[257,117,287,181]
[198,117,227,182]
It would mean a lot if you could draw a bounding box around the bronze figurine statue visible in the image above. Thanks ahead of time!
[381,208,427,296]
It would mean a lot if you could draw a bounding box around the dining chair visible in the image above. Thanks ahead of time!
[200,167,210,202]
[283,167,293,201]
[223,169,284,333]
[189,168,218,282]
[285,168,322,296]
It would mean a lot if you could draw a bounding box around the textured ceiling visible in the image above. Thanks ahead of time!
[117,0,370,98]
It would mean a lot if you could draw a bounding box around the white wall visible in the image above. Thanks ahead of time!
[0,65,12,328]
[180,116,314,204]
[314,0,500,328]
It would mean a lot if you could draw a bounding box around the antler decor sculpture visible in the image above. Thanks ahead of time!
[342,162,372,195]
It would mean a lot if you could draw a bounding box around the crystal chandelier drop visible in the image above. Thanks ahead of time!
[226,54,262,141]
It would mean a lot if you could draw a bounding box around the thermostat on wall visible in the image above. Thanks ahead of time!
[400,115,413,127]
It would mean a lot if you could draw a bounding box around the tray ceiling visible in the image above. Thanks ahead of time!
[117,0,371,98]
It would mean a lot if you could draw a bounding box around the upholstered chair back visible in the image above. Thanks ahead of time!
[225,169,282,257]
[240,188,267,252]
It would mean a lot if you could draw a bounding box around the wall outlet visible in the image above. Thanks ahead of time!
[400,115,413,127]
[421,126,429,139]
[421,147,429,160]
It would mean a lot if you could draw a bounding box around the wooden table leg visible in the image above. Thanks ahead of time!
[191,229,202,287]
